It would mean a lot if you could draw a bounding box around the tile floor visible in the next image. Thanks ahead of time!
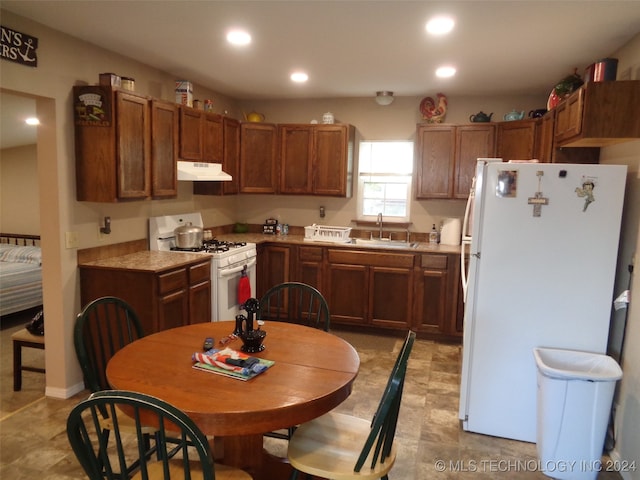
[0,313,621,479]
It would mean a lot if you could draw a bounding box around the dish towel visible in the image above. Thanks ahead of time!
[238,266,251,306]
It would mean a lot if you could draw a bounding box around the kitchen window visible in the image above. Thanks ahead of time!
[357,141,413,222]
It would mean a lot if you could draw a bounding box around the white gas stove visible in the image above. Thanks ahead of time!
[149,213,257,321]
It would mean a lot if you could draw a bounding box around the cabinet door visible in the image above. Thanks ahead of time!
[179,107,203,160]
[554,88,583,143]
[326,263,368,325]
[415,125,455,199]
[189,261,211,323]
[279,125,313,194]
[257,244,291,298]
[415,269,448,334]
[116,91,151,199]
[314,125,353,196]
[203,113,224,163]
[297,246,324,292]
[240,123,278,193]
[189,281,211,324]
[222,117,240,194]
[453,125,496,198]
[537,111,555,163]
[192,117,240,196]
[158,289,189,331]
[369,266,413,329]
[150,100,178,198]
[497,119,538,161]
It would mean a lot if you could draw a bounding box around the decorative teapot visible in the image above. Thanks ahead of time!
[528,108,547,118]
[236,298,266,353]
[469,111,493,123]
[504,109,525,121]
[244,111,265,123]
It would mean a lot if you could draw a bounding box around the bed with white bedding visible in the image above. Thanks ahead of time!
[0,234,42,317]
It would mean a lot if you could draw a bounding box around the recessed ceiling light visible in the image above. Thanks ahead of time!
[226,29,251,46]
[436,66,456,78]
[426,16,455,35]
[25,117,40,126]
[291,72,309,83]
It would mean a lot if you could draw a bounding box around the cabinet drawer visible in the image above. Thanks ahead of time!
[420,254,448,269]
[328,249,415,268]
[299,246,323,262]
[158,268,188,294]
[189,261,211,285]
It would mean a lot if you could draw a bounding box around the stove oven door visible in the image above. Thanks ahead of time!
[213,258,257,321]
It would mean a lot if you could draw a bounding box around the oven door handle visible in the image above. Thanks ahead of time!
[219,258,256,277]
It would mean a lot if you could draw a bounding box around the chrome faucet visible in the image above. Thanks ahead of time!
[377,212,383,240]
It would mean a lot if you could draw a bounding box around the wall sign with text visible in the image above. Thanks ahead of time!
[1,25,38,67]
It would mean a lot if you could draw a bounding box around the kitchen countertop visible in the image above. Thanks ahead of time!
[77,250,211,272]
[215,233,464,255]
[77,235,464,271]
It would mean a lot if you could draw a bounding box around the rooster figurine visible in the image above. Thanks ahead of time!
[420,93,448,123]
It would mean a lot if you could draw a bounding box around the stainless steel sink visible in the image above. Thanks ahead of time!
[351,238,419,249]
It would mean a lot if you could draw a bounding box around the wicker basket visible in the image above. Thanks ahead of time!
[304,225,352,243]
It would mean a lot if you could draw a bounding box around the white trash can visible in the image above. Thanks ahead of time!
[533,347,622,480]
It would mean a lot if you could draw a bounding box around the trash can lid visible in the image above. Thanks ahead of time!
[533,347,623,381]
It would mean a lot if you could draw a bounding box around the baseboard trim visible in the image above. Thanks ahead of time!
[45,381,85,399]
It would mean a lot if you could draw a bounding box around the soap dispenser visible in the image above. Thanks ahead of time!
[429,224,439,244]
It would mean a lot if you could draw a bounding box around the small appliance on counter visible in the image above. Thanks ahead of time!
[263,218,277,234]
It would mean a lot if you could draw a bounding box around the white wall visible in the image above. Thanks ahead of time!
[0,144,40,234]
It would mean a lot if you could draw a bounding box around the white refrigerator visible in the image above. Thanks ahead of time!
[458,161,627,443]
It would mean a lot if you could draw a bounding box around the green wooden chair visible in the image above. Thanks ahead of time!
[74,296,145,394]
[287,330,416,480]
[67,390,253,480]
[258,282,330,441]
[258,282,330,331]
[73,296,154,474]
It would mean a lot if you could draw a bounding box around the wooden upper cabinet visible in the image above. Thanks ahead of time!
[416,124,495,199]
[453,125,496,198]
[278,123,355,197]
[240,123,278,194]
[115,92,151,199]
[150,99,178,198]
[279,125,314,194]
[314,124,354,197]
[193,117,241,195]
[554,80,640,147]
[178,106,204,160]
[203,113,224,163]
[74,86,151,202]
[497,118,539,162]
[537,110,555,163]
[415,125,455,199]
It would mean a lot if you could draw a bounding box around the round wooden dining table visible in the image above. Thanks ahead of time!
[106,321,360,480]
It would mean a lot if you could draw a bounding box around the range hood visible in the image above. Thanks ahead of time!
[177,161,232,181]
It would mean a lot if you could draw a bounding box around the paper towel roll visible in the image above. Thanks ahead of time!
[440,218,462,246]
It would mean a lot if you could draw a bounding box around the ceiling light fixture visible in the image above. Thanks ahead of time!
[226,29,251,46]
[426,16,455,35]
[375,91,394,106]
[436,66,456,78]
[25,117,40,126]
[291,72,309,83]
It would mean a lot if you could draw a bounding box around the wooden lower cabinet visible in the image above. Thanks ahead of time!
[79,259,211,334]
[325,249,414,329]
[296,246,324,291]
[413,253,461,339]
[258,243,463,340]
[256,243,292,299]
